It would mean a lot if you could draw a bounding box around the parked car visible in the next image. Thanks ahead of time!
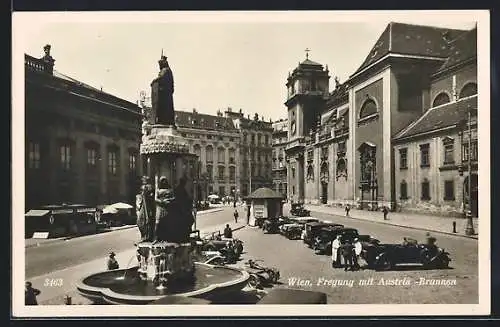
[262,217,281,234]
[202,231,244,257]
[280,217,320,240]
[290,203,311,217]
[313,227,375,255]
[361,238,451,271]
[303,221,344,247]
[244,259,280,289]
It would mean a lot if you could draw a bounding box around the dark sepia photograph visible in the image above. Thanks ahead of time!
[11,10,490,317]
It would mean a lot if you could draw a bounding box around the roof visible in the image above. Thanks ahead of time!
[175,110,237,131]
[300,58,322,66]
[247,187,284,199]
[394,95,477,140]
[352,22,467,77]
[437,27,477,73]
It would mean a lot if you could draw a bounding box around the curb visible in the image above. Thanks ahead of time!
[307,208,478,240]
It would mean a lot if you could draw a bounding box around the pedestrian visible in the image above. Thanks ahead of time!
[246,205,251,225]
[25,281,40,305]
[353,238,362,270]
[107,251,119,270]
[345,204,351,217]
[342,241,354,271]
[331,234,342,268]
[233,209,239,223]
[382,206,389,220]
[223,224,233,239]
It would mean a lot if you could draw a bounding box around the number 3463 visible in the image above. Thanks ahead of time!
[44,278,63,287]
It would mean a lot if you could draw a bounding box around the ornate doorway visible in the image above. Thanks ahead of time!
[464,174,478,217]
[320,162,329,204]
[358,142,377,210]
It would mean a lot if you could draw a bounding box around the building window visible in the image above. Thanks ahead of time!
[400,180,408,200]
[420,144,430,167]
[229,148,235,164]
[206,165,213,180]
[443,138,455,164]
[462,141,478,162]
[60,144,71,170]
[359,99,377,119]
[218,147,225,163]
[292,186,296,196]
[399,148,408,169]
[218,166,225,180]
[219,186,225,196]
[28,142,40,169]
[206,146,213,162]
[291,167,296,179]
[108,150,118,175]
[444,180,455,201]
[251,135,255,144]
[306,165,314,182]
[129,153,137,172]
[459,82,477,99]
[87,148,97,167]
[421,178,431,201]
[265,135,269,145]
[229,166,236,181]
[432,92,450,107]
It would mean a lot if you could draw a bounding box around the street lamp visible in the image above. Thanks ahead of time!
[459,104,476,236]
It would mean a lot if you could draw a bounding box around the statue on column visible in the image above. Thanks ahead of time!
[151,54,176,126]
[136,176,156,242]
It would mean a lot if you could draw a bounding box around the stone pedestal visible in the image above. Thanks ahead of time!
[136,242,195,287]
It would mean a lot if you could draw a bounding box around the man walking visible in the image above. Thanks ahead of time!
[342,240,354,271]
[246,204,251,225]
[382,206,389,220]
[233,209,239,223]
[345,204,351,217]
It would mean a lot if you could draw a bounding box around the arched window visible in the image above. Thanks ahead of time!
[359,99,377,119]
[217,147,225,163]
[432,92,450,107]
[400,180,408,200]
[459,82,477,99]
[307,165,314,181]
[206,145,213,162]
[193,144,201,160]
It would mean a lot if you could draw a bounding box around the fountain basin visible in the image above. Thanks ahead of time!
[76,262,250,305]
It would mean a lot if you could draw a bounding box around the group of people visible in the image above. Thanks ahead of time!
[331,235,363,271]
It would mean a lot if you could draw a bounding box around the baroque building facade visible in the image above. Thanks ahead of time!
[284,23,478,217]
[25,45,142,210]
[140,98,274,199]
[272,119,288,198]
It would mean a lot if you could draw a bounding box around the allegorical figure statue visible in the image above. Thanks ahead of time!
[151,54,176,127]
[136,176,156,242]
[173,176,195,243]
[154,176,176,242]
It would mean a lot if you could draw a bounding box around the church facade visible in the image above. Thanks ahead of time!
[284,22,478,217]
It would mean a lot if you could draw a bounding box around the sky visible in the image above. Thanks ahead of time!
[15,11,479,122]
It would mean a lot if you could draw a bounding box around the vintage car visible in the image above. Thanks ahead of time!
[244,259,280,289]
[361,238,452,271]
[280,217,320,240]
[197,250,227,266]
[262,217,281,234]
[290,203,311,217]
[303,221,344,247]
[313,227,376,255]
[196,230,244,257]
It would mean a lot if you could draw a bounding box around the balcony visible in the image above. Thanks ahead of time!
[334,126,349,137]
